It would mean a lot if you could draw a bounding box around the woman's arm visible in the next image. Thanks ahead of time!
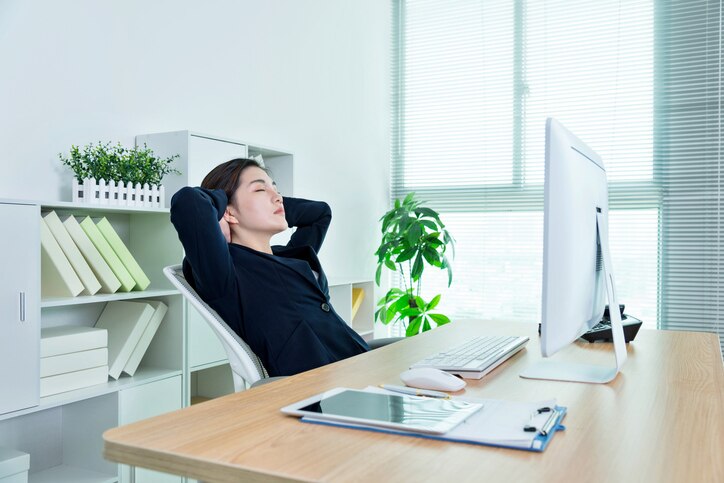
[282,197,332,253]
[170,187,237,301]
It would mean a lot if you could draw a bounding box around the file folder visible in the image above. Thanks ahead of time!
[297,387,566,452]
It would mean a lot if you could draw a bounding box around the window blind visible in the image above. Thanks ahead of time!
[393,0,722,354]
[657,0,723,353]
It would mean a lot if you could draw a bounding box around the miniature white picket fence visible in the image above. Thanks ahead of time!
[72,178,165,208]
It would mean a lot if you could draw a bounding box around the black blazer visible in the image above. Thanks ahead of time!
[170,187,369,376]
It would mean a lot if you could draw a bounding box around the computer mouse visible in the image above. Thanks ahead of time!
[400,367,467,392]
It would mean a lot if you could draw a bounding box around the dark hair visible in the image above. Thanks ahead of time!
[200,158,269,202]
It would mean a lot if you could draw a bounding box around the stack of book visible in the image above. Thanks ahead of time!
[40,210,151,298]
[40,326,109,397]
[95,300,168,379]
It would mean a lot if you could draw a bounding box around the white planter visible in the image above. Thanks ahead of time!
[71,178,165,208]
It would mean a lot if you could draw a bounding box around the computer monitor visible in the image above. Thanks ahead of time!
[520,118,628,384]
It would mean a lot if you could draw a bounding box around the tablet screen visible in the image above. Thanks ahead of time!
[291,389,482,434]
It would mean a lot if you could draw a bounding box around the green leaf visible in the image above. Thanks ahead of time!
[375,264,382,286]
[422,246,439,267]
[384,257,396,271]
[423,318,432,332]
[444,256,453,286]
[420,220,437,231]
[429,313,451,326]
[394,198,401,209]
[389,295,412,314]
[413,296,426,310]
[403,192,415,206]
[385,308,397,324]
[415,207,443,225]
[399,304,421,315]
[411,253,424,281]
[406,222,422,247]
[395,247,416,264]
[406,316,422,336]
[426,294,441,310]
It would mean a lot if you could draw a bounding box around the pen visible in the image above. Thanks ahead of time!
[380,384,450,399]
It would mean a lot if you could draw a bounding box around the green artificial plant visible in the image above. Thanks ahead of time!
[374,193,455,336]
[59,142,179,186]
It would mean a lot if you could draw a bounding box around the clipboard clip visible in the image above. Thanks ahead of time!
[523,407,560,436]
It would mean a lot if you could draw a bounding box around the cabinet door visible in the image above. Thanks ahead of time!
[0,203,40,415]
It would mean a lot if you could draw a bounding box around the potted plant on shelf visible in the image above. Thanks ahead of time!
[374,192,455,336]
[59,142,179,207]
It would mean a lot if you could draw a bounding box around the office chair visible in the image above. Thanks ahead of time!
[164,265,271,390]
[164,265,402,391]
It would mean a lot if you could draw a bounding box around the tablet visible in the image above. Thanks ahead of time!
[281,388,483,434]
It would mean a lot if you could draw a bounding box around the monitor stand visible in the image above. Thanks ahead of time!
[520,211,628,384]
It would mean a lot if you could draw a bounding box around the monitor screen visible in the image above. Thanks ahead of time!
[540,117,608,357]
[519,118,627,384]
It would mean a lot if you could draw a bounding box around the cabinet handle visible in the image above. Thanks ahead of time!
[19,292,25,321]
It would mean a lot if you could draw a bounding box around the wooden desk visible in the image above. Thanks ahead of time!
[103,320,724,482]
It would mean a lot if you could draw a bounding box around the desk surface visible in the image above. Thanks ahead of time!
[103,320,724,483]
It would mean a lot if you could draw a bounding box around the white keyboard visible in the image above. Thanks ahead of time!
[411,335,530,379]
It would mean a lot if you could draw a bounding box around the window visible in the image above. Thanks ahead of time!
[392,0,722,354]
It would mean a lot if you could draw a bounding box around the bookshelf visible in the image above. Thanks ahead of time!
[0,132,377,483]
[0,201,184,483]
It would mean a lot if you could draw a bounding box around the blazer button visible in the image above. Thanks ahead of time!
[321,303,331,312]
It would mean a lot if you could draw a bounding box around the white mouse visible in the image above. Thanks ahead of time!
[400,367,467,392]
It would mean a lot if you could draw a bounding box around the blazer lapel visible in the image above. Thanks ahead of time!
[271,245,328,297]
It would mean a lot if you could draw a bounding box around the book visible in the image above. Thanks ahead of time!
[351,288,365,320]
[40,218,84,297]
[95,300,156,379]
[79,216,136,292]
[96,217,151,291]
[123,300,168,376]
[40,348,108,377]
[43,211,101,295]
[41,325,108,357]
[40,365,109,397]
[63,215,122,294]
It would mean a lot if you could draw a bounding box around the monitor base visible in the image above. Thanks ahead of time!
[519,360,618,384]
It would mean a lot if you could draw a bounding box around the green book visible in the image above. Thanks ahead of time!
[40,218,85,298]
[64,215,121,294]
[96,217,151,291]
[79,216,136,292]
[44,211,102,295]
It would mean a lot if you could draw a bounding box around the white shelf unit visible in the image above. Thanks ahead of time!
[328,279,376,339]
[0,201,185,483]
[136,131,300,403]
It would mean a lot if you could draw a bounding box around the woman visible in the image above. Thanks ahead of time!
[170,158,369,376]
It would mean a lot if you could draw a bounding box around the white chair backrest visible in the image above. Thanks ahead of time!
[163,265,268,390]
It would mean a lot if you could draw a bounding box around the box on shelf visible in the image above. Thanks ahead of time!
[0,447,29,483]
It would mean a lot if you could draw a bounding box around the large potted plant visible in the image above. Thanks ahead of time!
[374,193,455,336]
[59,142,179,207]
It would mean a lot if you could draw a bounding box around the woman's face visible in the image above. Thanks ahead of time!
[228,166,288,235]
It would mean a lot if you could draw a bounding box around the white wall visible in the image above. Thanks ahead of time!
[0,0,390,280]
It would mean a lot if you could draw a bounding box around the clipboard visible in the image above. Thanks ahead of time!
[295,387,567,452]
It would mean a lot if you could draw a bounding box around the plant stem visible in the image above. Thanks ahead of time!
[398,263,410,295]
